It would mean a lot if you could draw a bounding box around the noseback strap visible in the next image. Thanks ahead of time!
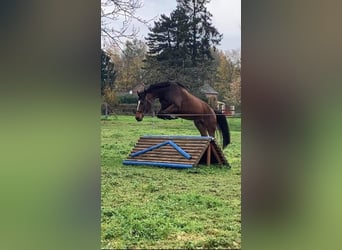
[136,100,141,111]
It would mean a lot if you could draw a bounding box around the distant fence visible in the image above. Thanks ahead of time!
[112,103,161,115]
[113,104,136,115]
[109,103,240,117]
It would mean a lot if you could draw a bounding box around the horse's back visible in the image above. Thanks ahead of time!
[177,88,215,118]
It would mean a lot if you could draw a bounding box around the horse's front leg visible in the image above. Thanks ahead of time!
[157,104,179,120]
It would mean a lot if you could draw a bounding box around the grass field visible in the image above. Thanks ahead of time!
[101,115,241,249]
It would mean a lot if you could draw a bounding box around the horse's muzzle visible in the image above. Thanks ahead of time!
[135,112,144,121]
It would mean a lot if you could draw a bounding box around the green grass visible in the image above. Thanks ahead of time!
[101,115,241,249]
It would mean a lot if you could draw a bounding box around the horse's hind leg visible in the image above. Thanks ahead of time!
[206,123,216,137]
[194,120,208,136]
[208,127,216,138]
[203,115,217,138]
[205,117,222,146]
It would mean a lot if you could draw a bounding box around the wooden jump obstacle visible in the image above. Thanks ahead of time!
[123,135,228,168]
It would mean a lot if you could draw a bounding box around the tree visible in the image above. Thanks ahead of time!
[225,49,241,81]
[144,0,222,94]
[101,49,116,95]
[101,49,118,112]
[212,50,231,101]
[101,0,146,48]
[216,49,241,108]
[179,0,222,66]
[102,85,118,108]
[226,78,241,108]
[109,39,147,92]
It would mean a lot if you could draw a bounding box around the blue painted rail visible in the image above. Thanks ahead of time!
[122,160,193,168]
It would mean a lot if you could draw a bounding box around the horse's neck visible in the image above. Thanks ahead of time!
[149,87,167,100]
[147,92,158,101]
[149,84,184,102]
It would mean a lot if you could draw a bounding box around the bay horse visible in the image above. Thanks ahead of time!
[135,81,230,149]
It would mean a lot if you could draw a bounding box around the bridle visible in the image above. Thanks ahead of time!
[136,92,154,114]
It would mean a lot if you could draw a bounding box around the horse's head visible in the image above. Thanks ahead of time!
[135,90,152,121]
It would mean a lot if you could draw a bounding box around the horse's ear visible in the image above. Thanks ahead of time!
[137,89,146,98]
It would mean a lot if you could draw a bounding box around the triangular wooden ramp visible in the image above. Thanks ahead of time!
[123,135,227,168]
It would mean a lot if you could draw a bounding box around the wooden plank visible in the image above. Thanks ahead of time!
[133,146,207,152]
[210,141,228,165]
[137,137,210,142]
[134,144,208,150]
[139,139,210,143]
[133,143,208,151]
[141,135,213,140]
[210,142,223,165]
[130,152,203,159]
[135,143,208,148]
[135,141,209,147]
[131,147,205,154]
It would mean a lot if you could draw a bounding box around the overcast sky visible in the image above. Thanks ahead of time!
[133,0,240,51]
[103,0,240,51]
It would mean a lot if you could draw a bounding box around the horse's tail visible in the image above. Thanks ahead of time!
[215,110,231,149]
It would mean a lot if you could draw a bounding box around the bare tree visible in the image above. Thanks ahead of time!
[101,0,148,49]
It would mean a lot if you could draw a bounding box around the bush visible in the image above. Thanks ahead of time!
[103,86,118,106]
[118,94,138,104]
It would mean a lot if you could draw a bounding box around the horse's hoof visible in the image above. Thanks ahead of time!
[157,115,166,119]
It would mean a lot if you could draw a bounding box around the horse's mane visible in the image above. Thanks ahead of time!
[145,81,188,92]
